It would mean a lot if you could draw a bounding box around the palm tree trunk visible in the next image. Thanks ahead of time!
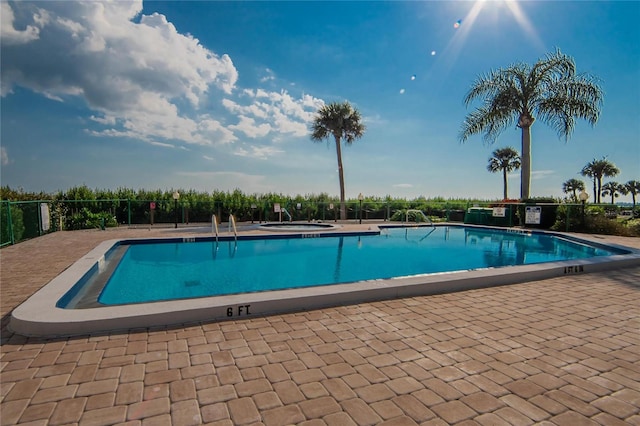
[334,135,347,220]
[597,177,602,204]
[520,125,532,199]
[592,179,597,203]
[503,168,508,200]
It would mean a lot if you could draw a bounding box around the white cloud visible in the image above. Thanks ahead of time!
[531,170,555,180]
[203,155,215,161]
[393,183,413,188]
[260,68,275,83]
[1,1,238,146]
[1,147,10,166]
[229,116,272,138]
[224,90,324,139]
[0,2,43,46]
[1,0,326,153]
[234,145,284,160]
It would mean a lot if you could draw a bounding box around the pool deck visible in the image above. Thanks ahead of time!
[1,223,639,425]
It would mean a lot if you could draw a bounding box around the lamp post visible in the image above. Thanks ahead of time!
[358,193,364,224]
[173,191,180,229]
[579,190,588,228]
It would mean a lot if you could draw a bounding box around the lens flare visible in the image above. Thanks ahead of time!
[454,19,462,28]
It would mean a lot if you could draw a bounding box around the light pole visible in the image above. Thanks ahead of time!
[358,193,364,224]
[173,191,180,229]
[579,190,588,228]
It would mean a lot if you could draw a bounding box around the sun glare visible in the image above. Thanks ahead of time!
[436,0,545,72]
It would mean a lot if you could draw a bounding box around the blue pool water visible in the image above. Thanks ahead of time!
[94,227,621,305]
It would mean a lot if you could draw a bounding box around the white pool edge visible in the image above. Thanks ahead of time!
[10,231,640,337]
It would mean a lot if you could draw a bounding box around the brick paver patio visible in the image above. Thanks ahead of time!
[1,225,639,425]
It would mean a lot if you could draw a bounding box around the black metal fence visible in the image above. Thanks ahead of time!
[1,198,636,247]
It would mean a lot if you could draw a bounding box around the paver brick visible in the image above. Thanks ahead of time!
[262,405,305,426]
[30,384,78,404]
[252,391,282,410]
[260,363,290,383]
[356,383,396,403]
[200,402,229,423]
[197,384,237,405]
[591,395,639,418]
[48,397,87,425]
[272,380,305,404]
[171,400,202,426]
[18,401,56,423]
[85,392,116,410]
[299,395,342,418]
[341,398,383,425]
[116,381,144,405]
[235,378,272,397]
[80,405,127,426]
[169,379,196,402]
[392,394,435,422]
[3,378,43,401]
[76,378,118,396]
[500,394,549,422]
[126,396,170,420]
[227,397,261,425]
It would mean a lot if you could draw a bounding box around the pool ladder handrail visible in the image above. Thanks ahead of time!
[405,209,434,228]
[212,214,219,242]
[281,207,292,222]
[228,214,238,241]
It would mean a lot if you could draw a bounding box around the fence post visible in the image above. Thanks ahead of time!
[127,199,131,226]
[7,201,15,245]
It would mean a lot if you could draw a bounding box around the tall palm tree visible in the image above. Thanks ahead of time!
[562,178,585,202]
[459,49,603,200]
[310,101,366,220]
[487,147,521,200]
[580,157,619,203]
[601,181,623,204]
[622,180,640,211]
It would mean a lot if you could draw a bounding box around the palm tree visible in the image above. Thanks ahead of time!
[459,49,603,200]
[622,180,640,211]
[601,181,623,204]
[562,178,585,202]
[310,101,365,220]
[487,147,521,200]
[580,157,619,203]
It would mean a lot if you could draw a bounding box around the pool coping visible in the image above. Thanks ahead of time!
[9,225,640,337]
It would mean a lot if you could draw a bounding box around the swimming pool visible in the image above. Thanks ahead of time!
[10,225,640,336]
[67,226,621,306]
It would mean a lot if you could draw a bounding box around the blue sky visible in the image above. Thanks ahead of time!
[1,0,639,202]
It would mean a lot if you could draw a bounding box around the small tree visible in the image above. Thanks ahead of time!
[601,181,623,204]
[580,157,619,203]
[622,180,640,211]
[487,147,521,200]
[310,101,366,220]
[562,178,585,202]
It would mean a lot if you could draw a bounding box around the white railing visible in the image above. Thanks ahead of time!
[212,214,219,242]
[229,214,238,241]
[281,207,292,222]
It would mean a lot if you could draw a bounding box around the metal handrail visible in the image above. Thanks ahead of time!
[405,209,434,227]
[229,214,238,241]
[212,214,219,242]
